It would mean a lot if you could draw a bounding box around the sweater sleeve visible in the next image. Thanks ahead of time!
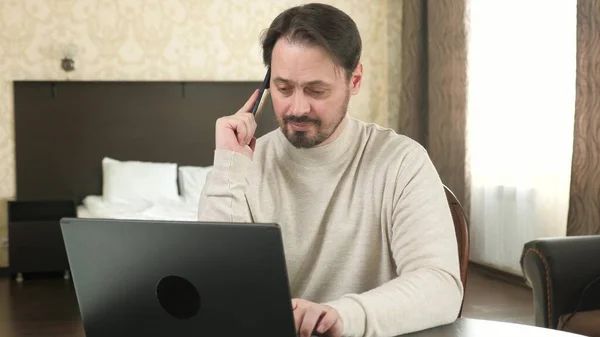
[197,149,254,223]
[324,146,464,337]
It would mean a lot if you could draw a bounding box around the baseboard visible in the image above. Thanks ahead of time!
[469,261,531,289]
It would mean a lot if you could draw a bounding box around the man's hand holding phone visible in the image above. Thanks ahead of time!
[215,89,260,160]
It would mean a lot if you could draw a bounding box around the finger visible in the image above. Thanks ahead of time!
[230,115,255,145]
[228,117,248,145]
[292,298,308,310]
[239,89,260,114]
[239,113,256,145]
[230,113,255,145]
[299,307,325,337]
[293,307,306,334]
[316,309,338,334]
[248,137,256,152]
[218,116,246,146]
[328,322,344,337]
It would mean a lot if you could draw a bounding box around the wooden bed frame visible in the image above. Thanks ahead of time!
[13,80,278,203]
[8,80,279,279]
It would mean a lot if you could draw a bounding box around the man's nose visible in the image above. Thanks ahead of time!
[290,91,310,116]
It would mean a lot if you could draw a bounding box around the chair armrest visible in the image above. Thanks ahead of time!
[520,235,600,329]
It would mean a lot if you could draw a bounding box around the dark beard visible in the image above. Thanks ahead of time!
[280,90,350,149]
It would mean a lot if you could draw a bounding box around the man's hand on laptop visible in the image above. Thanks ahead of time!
[292,298,343,337]
[215,89,259,159]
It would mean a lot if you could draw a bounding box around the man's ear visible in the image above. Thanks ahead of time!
[350,63,363,95]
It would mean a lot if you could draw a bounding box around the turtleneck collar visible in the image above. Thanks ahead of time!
[276,116,358,167]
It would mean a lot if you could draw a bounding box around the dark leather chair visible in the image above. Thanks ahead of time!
[520,235,600,336]
[443,185,470,317]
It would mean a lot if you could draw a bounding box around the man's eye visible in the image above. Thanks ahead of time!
[278,87,290,93]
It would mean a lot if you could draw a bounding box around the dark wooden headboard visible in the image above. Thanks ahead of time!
[13,80,279,204]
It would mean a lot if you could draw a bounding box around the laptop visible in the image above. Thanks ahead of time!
[60,217,300,337]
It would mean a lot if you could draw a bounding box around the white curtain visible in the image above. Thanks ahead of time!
[467,0,577,275]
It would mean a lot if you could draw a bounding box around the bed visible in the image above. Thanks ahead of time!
[12,80,279,221]
[9,79,281,278]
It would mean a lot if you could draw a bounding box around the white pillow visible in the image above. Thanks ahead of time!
[102,157,180,203]
[178,165,212,203]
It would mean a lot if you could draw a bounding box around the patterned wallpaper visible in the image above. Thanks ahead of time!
[0,0,402,267]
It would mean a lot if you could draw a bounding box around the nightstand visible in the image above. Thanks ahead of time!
[7,200,76,282]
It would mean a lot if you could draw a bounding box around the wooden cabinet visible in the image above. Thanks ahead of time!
[8,200,76,282]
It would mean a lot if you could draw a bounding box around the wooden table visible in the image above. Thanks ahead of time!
[405,318,584,337]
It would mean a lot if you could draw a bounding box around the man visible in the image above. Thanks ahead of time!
[198,3,463,337]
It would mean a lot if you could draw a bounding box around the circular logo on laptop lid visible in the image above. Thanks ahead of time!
[156,275,200,319]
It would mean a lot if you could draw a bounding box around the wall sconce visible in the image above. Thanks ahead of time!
[61,57,75,72]
[61,43,78,73]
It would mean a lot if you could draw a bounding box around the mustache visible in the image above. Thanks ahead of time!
[283,115,322,126]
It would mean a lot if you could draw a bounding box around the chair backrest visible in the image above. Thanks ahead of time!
[443,185,470,317]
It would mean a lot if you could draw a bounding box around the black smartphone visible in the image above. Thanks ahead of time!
[251,67,271,118]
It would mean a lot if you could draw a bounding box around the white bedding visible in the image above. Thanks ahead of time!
[76,157,210,222]
[77,195,198,221]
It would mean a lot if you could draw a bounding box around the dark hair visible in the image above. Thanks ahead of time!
[259,3,362,80]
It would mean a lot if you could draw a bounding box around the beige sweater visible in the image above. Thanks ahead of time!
[198,117,463,337]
